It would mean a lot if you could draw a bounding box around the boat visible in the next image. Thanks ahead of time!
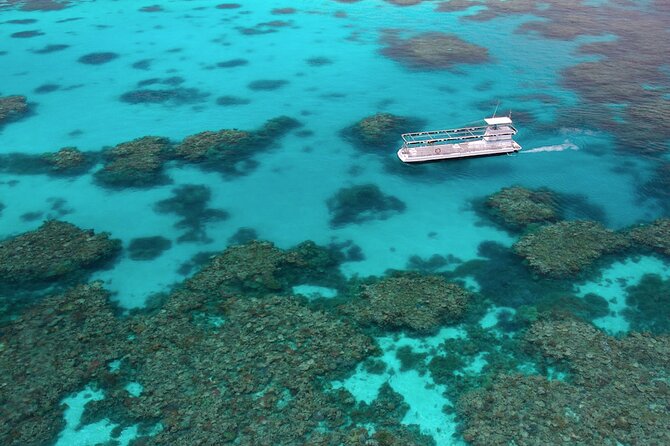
[397,116,522,163]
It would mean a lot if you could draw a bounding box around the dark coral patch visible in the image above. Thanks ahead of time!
[128,236,172,260]
[272,7,296,14]
[326,184,406,227]
[306,56,332,66]
[154,184,229,243]
[216,95,250,106]
[11,30,44,38]
[131,58,152,70]
[216,58,248,68]
[216,3,241,8]
[139,4,163,12]
[78,52,119,65]
[120,87,209,105]
[32,43,69,54]
[380,31,489,70]
[5,19,38,24]
[248,79,288,91]
[34,83,60,94]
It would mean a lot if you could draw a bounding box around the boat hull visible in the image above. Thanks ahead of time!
[397,141,521,163]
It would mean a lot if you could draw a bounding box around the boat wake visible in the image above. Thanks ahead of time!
[522,141,579,154]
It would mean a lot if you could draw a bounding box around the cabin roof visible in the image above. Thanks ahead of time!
[484,117,512,125]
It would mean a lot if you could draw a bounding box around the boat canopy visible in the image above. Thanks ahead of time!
[484,117,513,125]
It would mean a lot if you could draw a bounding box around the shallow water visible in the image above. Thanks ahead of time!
[1,1,669,445]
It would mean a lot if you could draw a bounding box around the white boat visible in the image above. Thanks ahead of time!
[397,116,521,163]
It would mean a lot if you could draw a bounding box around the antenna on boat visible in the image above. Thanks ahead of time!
[492,100,500,118]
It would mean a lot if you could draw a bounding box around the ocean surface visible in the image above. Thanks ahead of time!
[1,1,669,445]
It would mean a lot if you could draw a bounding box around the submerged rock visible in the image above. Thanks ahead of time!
[327,183,406,227]
[94,136,172,188]
[459,319,670,445]
[0,220,121,286]
[514,220,629,277]
[343,273,470,334]
[128,236,172,260]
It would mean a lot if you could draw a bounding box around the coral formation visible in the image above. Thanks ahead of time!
[342,112,422,154]
[623,274,670,334]
[78,52,119,65]
[128,236,172,261]
[459,319,670,445]
[184,240,343,295]
[0,95,29,125]
[628,218,670,256]
[0,283,128,446]
[94,136,172,188]
[514,220,629,277]
[380,31,489,70]
[343,273,470,334]
[173,116,300,175]
[41,146,92,175]
[327,183,406,227]
[119,87,209,105]
[154,184,229,243]
[483,186,558,230]
[0,220,120,286]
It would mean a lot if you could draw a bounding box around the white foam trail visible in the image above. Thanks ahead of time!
[522,141,579,154]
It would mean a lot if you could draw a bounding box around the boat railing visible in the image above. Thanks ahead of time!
[402,124,517,147]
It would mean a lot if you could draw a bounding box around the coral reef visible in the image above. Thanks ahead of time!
[342,112,423,154]
[41,146,93,175]
[514,220,629,277]
[327,183,406,227]
[80,292,421,445]
[380,31,489,70]
[342,273,470,334]
[78,52,119,65]
[458,319,670,445]
[247,79,288,91]
[94,136,172,188]
[128,236,172,261]
[628,218,670,256]
[483,186,558,230]
[0,283,128,446]
[0,95,29,125]
[173,116,300,175]
[119,87,209,105]
[154,184,229,243]
[623,274,670,334]
[0,220,120,286]
[184,240,344,295]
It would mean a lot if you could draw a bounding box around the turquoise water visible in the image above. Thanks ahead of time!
[1,1,669,445]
